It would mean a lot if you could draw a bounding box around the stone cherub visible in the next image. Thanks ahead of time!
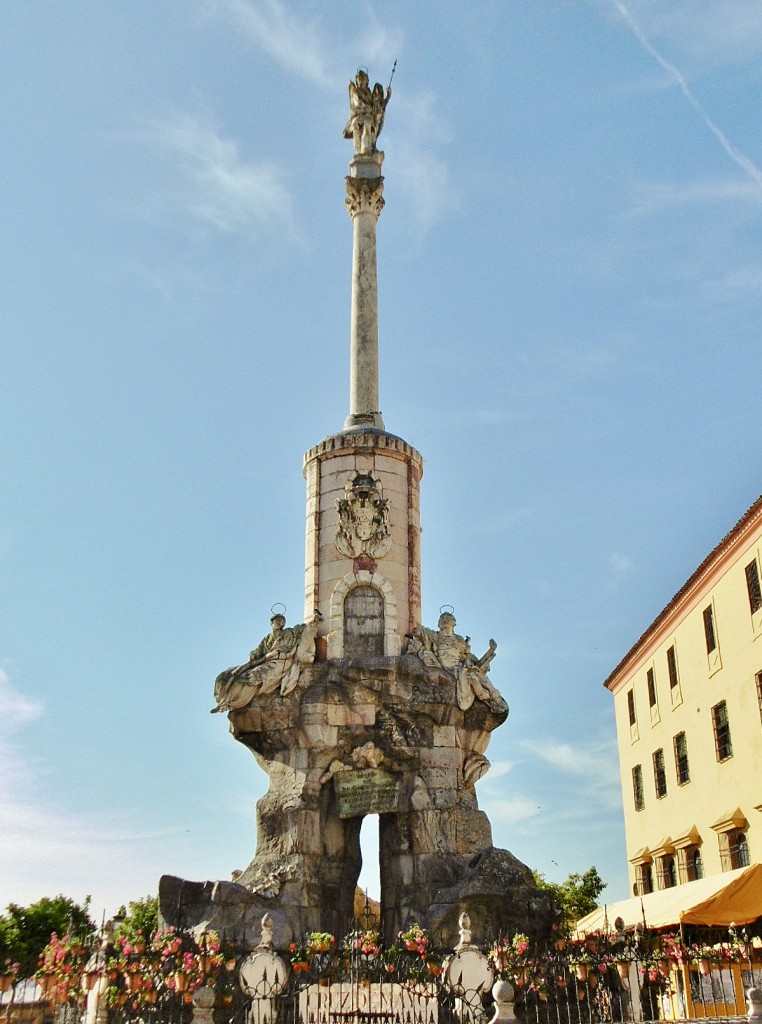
[343,69,391,156]
[211,610,322,713]
[407,611,508,714]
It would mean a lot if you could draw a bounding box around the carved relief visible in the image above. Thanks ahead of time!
[345,177,385,218]
[463,752,491,787]
[336,473,391,559]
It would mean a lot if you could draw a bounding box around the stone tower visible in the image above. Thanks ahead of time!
[159,71,550,949]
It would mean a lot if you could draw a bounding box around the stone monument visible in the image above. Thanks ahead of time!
[160,70,552,949]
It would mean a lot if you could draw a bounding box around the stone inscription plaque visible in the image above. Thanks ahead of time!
[334,768,401,819]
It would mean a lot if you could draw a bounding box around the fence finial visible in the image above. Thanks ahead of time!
[259,914,274,949]
[748,987,762,1021]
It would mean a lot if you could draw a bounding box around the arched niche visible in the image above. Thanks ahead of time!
[328,569,400,658]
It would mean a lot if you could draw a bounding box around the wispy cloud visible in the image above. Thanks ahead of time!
[619,1,762,67]
[208,0,332,87]
[487,760,518,780]
[207,0,401,90]
[482,795,543,825]
[706,265,762,303]
[0,669,44,791]
[0,671,191,916]
[389,91,453,232]
[627,177,762,214]
[609,552,633,573]
[609,0,762,190]
[207,0,448,233]
[142,113,298,242]
[521,736,618,780]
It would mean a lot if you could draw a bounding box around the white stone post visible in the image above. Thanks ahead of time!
[344,152,385,431]
[489,979,517,1024]
[748,986,762,1021]
[193,983,216,1024]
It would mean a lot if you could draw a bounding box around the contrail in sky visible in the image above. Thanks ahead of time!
[610,0,762,189]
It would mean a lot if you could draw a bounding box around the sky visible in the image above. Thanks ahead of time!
[2,0,762,929]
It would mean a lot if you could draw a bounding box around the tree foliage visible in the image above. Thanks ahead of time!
[533,867,606,929]
[0,896,96,978]
[114,895,159,943]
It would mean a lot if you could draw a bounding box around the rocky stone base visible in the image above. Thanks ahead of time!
[159,845,554,952]
[163,653,554,950]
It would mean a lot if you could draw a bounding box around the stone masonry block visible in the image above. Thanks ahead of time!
[419,747,462,769]
[432,725,457,746]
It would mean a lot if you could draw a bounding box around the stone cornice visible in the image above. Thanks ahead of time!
[303,429,423,475]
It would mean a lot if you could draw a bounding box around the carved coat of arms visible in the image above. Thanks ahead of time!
[335,473,392,559]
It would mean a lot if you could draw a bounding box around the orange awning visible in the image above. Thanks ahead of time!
[574,864,762,934]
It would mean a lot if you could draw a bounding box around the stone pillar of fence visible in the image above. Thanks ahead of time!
[192,984,216,1024]
[489,979,516,1024]
[441,913,506,1023]
[238,914,289,1023]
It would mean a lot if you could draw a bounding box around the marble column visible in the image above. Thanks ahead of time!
[344,151,385,430]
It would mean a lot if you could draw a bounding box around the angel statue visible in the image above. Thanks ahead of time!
[211,610,322,713]
[407,611,508,715]
[343,69,391,155]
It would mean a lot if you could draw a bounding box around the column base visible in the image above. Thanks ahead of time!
[344,411,385,430]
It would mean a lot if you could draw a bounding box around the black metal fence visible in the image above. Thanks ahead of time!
[9,926,761,1024]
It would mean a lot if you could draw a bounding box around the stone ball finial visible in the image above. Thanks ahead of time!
[490,978,517,1024]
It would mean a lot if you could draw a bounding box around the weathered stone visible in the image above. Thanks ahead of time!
[160,81,554,951]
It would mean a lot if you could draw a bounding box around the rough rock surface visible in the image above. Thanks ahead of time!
[160,655,553,948]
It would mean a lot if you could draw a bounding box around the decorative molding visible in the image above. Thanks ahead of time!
[345,176,385,218]
[710,807,748,833]
[327,569,400,658]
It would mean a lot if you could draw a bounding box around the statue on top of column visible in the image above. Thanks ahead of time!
[407,611,508,715]
[344,69,391,155]
[211,610,322,713]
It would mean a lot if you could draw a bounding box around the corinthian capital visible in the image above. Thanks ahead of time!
[345,176,385,218]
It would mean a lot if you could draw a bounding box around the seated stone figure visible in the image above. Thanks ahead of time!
[211,611,322,713]
[407,611,508,714]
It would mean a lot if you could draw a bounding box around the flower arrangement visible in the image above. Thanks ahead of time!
[0,960,21,993]
[101,927,233,1011]
[287,941,311,973]
[384,925,441,980]
[306,932,336,955]
[399,924,428,954]
[287,933,336,973]
[36,932,90,1005]
[488,932,531,980]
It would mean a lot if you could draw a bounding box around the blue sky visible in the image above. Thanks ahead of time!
[2,0,761,925]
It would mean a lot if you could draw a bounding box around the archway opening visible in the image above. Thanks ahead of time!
[356,813,381,909]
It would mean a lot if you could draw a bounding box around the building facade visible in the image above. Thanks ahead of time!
[605,495,762,898]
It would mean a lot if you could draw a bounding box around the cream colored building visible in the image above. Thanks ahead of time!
[605,494,762,898]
